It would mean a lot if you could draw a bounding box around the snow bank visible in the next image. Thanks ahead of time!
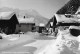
[37,29,80,54]
[0,33,19,41]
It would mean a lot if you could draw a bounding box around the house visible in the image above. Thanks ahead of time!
[45,16,57,32]
[55,0,80,27]
[31,23,46,33]
[15,17,35,33]
[46,0,80,33]
[0,12,19,34]
[38,23,45,33]
[0,12,37,34]
[55,14,80,26]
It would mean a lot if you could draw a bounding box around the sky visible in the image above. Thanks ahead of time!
[0,0,69,19]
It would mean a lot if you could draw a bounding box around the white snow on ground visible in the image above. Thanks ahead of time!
[0,32,39,41]
[37,29,80,54]
[0,33,19,41]
[0,32,39,51]
[1,30,80,54]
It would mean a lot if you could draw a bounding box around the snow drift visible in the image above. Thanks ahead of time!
[37,29,80,54]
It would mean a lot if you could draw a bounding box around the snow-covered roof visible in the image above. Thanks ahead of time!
[55,14,80,23]
[39,23,45,26]
[0,12,15,20]
[18,17,34,23]
[0,12,35,23]
[69,26,80,30]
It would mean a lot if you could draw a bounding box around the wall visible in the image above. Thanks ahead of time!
[15,23,35,33]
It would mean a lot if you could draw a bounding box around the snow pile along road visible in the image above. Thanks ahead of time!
[0,33,19,41]
[37,29,80,54]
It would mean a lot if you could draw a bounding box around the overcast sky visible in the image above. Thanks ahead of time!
[0,0,69,18]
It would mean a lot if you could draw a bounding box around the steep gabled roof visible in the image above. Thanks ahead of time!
[45,16,57,28]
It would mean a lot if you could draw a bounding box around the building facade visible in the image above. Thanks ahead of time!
[15,23,35,33]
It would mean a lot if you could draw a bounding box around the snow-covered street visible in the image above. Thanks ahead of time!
[1,30,80,54]
[1,31,80,54]
[1,29,80,54]
[0,32,56,54]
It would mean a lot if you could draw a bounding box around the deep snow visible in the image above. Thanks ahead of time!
[37,29,80,54]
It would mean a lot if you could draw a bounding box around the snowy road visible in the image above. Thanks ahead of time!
[0,32,56,54]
